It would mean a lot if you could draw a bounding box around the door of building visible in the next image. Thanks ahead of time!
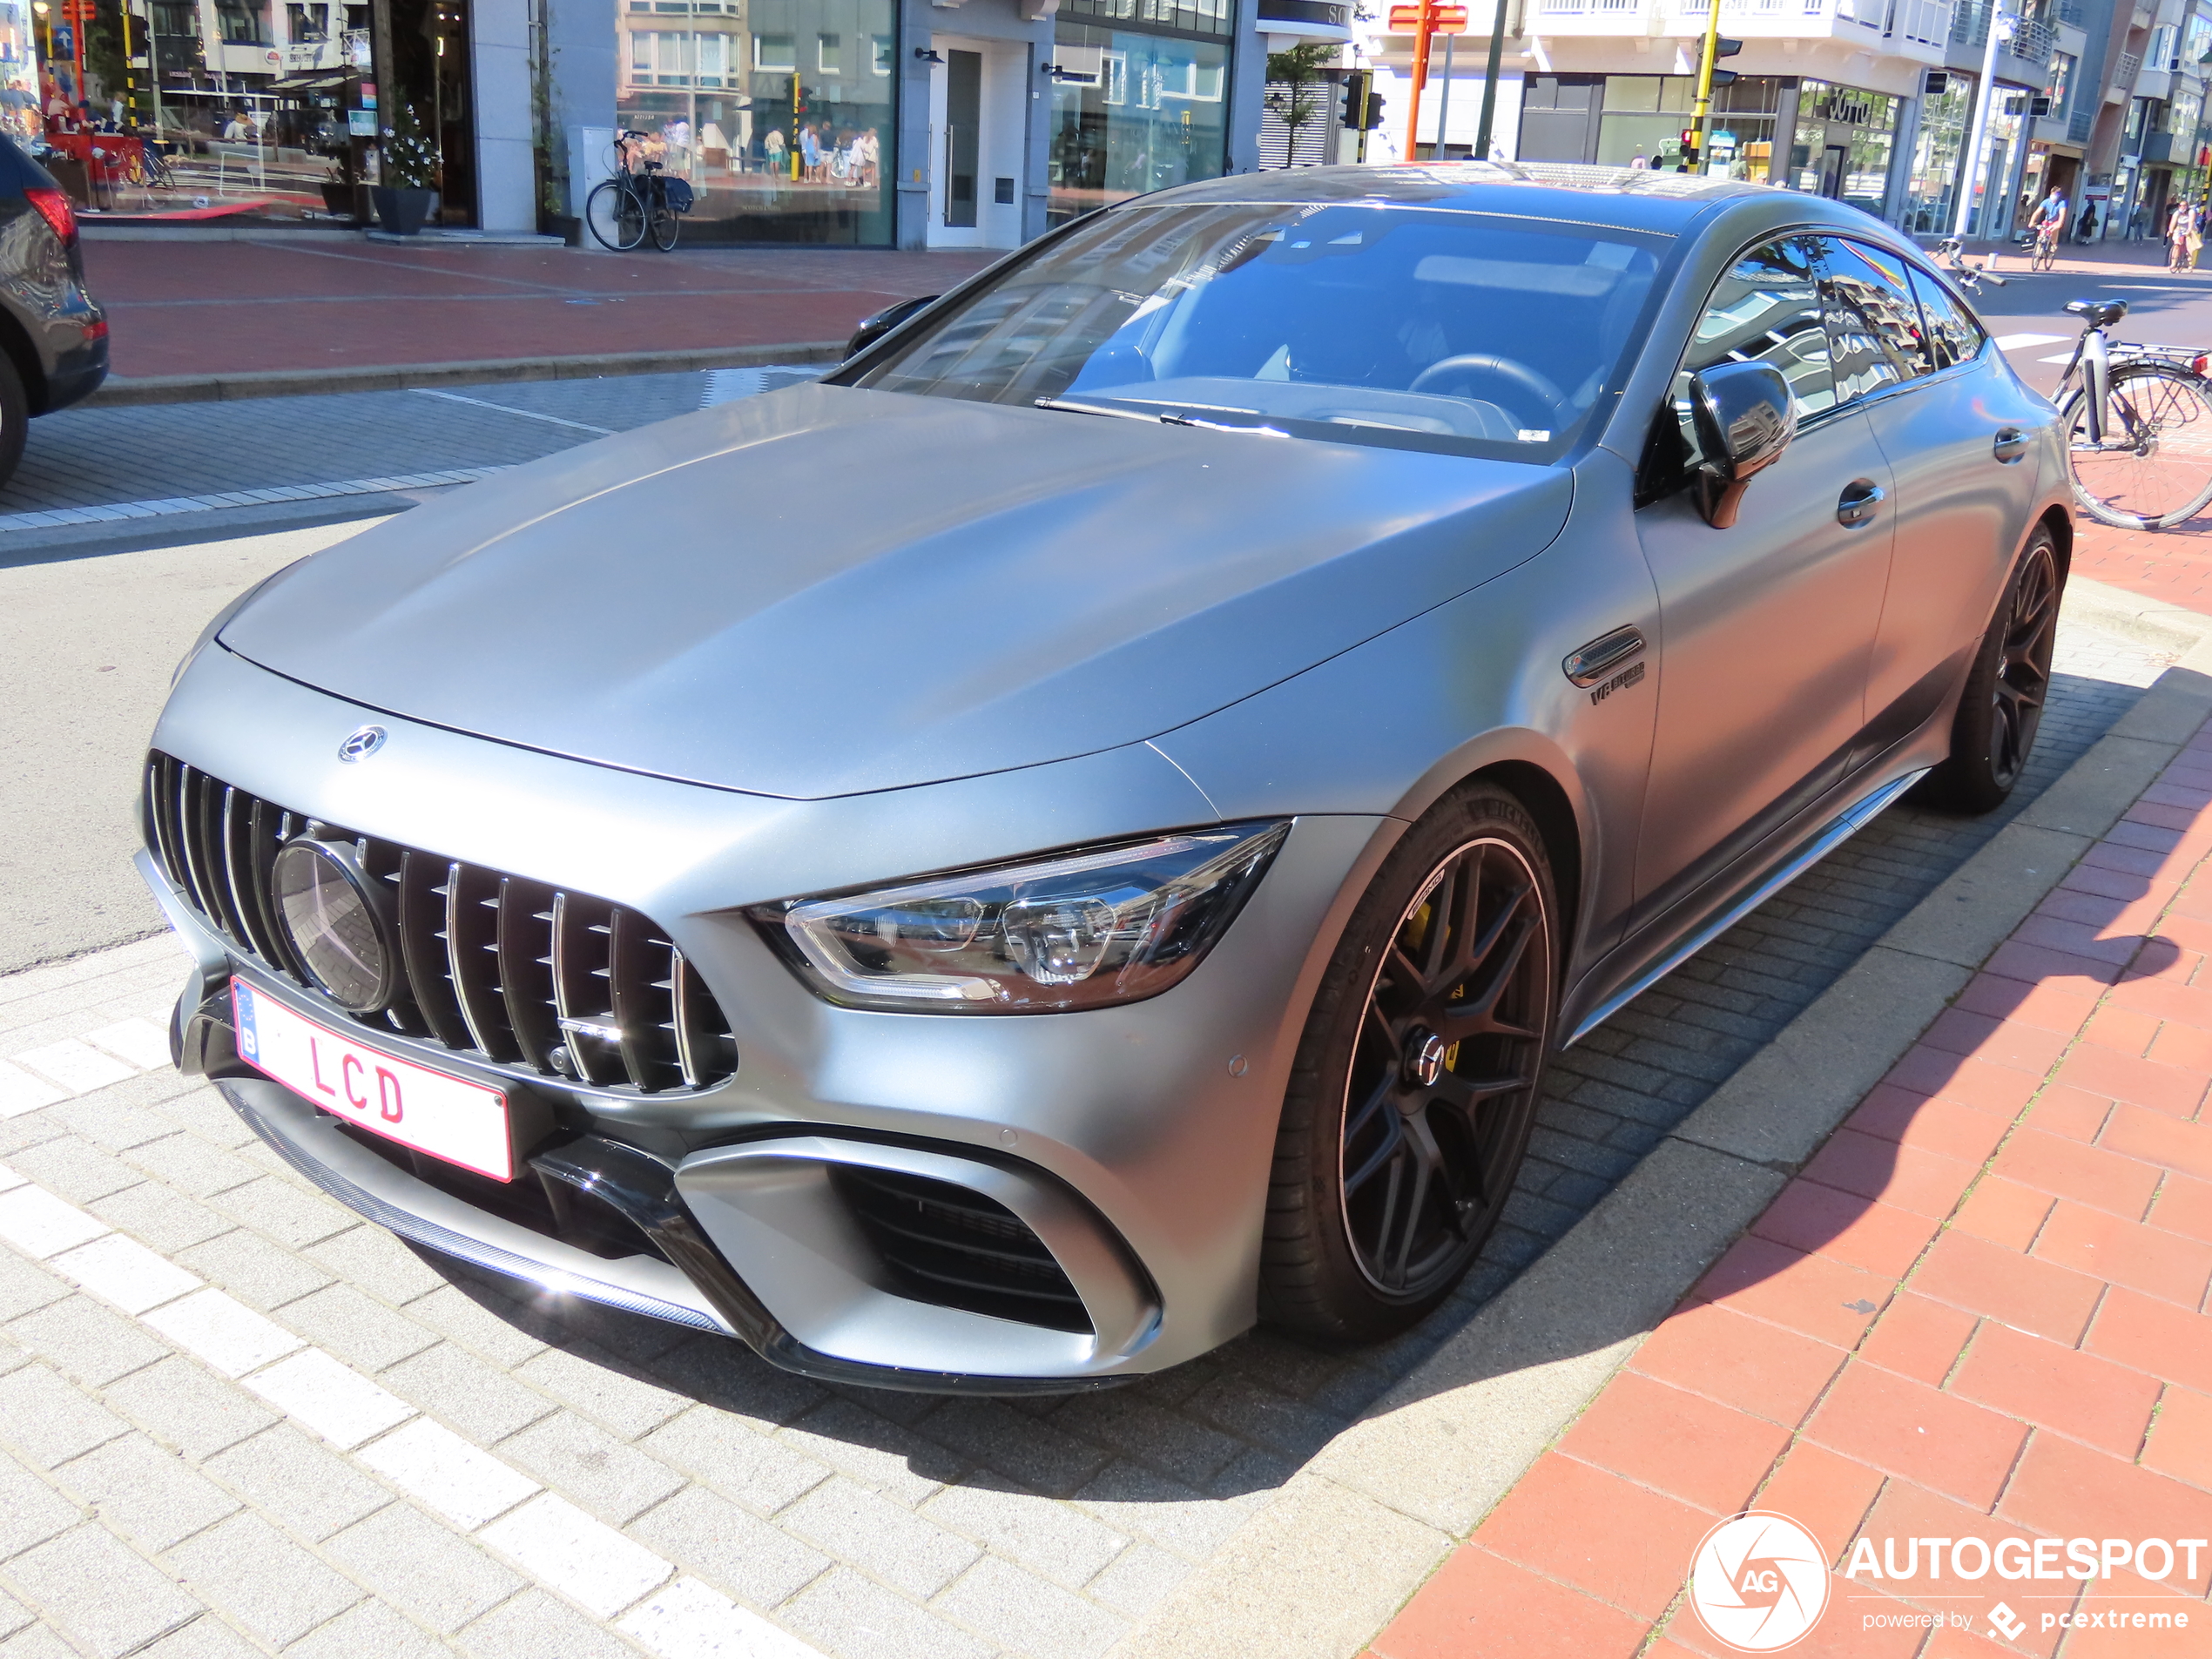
[926,37,1025,249]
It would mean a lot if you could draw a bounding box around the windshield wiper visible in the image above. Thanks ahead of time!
[1034,396,1286,437]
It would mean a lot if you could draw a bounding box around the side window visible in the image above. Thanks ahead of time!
[1813,237,1932,396]
[1641,237,1833,502]
[1904,262,1987,371]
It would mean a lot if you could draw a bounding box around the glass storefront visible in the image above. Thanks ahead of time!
[1047,0,1229,226]
[616,0,894,243]
[1515,74,1779,180]
[1791,78,1896,218]
[1904,74,1969,232]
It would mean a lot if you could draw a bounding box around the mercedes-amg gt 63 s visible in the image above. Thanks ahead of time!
[140,163,2067,1390]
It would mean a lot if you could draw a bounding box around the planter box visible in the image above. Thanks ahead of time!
[368,185,439,235]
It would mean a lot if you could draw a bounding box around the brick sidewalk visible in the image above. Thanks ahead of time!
[78,238,996,381]
[2074,519,2212,619]
[1366,717,2212,1656]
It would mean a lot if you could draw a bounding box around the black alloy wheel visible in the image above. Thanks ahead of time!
[1262,783,1557,1343]
[1920,526,2064,814]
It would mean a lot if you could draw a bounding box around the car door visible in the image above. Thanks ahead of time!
[1815,237,2046,752]
[1631,233,1897,922]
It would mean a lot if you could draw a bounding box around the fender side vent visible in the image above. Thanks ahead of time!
[833,1166,1092,1334]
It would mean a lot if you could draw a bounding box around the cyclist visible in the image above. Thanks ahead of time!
[2028,186,2067,270]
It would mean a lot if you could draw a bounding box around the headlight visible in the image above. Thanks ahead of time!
[749,821,1291,1013]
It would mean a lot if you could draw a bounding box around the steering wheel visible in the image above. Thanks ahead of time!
[1407,354,1565,422]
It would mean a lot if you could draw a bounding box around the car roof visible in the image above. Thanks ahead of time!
[1143,160,1877,239]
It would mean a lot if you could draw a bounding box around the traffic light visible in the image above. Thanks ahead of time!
[1701,35,1742,89]
[2029,94,2053,116]
[1339,72,1386,131]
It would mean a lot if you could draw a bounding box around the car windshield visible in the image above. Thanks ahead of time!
[848,201,1669,463]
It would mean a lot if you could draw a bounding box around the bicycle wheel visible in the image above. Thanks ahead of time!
[2063,362,2212,529]
[585,179,645,251]
[649,198,678,251]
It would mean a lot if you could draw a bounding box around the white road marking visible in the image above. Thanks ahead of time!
[1994,332,2067,349]
[14,1036,135,1093]
[409,388,617,435]
[80,1017,175,1071]
[0,1156,827,1658]
[700,365,821,408]
[0,467,509,536]
[2038,352,2077,363]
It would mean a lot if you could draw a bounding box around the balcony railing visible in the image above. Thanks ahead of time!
[1671,0,1950,37]
[2116,47,2141,84]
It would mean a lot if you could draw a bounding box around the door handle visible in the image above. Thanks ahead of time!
[1993,427,2029,463]
[1837,480,1885,528]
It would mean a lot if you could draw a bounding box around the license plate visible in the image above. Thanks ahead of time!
[232,981,515,1181]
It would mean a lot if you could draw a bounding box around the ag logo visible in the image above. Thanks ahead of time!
[1688,1511,1830,1652]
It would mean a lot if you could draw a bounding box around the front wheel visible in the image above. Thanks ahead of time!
[2062,362,2212,529]
[1919,525,2063,814]
[585,179,644,251]
[1260,782,1557,1344]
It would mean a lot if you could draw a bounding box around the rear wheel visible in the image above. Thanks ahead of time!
[1919,525,2063,813]
[649,196,679,252]
[1260,782,1557,1344]
[2063,362,2212,529]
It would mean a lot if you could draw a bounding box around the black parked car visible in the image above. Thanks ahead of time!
[0,134,107,484]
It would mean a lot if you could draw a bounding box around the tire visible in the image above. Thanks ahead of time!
[1918,525,2063,814]
[649,199,679,252]
[585,179,644,252]
[1259,781,1558,1344]
[0,351,31,492]
[2061,362,2212,529]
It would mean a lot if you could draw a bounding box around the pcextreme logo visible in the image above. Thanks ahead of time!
[1688,1512,1830,1652]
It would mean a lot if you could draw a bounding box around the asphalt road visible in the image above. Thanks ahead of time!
[1966,247,2212,395]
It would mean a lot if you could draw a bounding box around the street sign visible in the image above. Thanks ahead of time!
[1387,5,1470,30]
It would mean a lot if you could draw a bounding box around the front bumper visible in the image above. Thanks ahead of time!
[145,645,1386,1387]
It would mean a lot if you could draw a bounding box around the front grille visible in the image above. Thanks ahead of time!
[145,752,739,1095]
[833,1165,1092,1333]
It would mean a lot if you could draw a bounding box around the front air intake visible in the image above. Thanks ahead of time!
[144,752,738,1096]
[833,1164,1093,1333]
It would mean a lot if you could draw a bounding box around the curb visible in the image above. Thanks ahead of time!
[1112,613,2212,1659]
[84,341,847,408]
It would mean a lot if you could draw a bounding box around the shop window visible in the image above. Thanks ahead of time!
[285,2,327,37]
[874,35,893,74]
[152,0,196,32]
[217,0,270,43]
[1049,23,1227,225]
[753,31,793,69]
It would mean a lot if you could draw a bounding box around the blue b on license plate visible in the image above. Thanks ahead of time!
[231,981,514,1180]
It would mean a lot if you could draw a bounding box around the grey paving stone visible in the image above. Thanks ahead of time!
[281,1595,448,1659]
[201,1424,394,1542]
[135,1615,264,1657]
[630,1333,822,1426]
[0,1588,27,1641]
[401,1284,550,1371]
[48,1100,180,1154]
[140,1090,258,1153]
[497,1410,685,1526]
[0,1623,75,1659]
[913,1399,1108,1500]
[781,1476,981,1599]
[53,1434,239,1553]
[0,1365,128,1469]
[174,1229,334,1312]
[625,1485,832,1609]
[7,1295,171,1388]
[0,1252,69,1324]
[459,1588,639,1659]
[274,1284,438,1372]
[511,1343,690,1440]
[921,1474,1130,1592]
[935,1554,1125,1659]
[104,1359,277,1460]
[380,1342,557,1445]
[0,1522,201,1657]
[780,1566,992,1659]
[637,1406,833,1518]
[1084,1540,1193,1618]
[1049,1392,1246,1489]
[302,1227,448,1305]
[84,1184,231,1254]
[201,1177,356,1250]
[165,1512,361,1648]
[125,1135,260,1200]
[0,1449,82,1560]
[5,1137,146,1204]
[774,1399,963,1509]
[320,1502,524,1635]
[1071,1461,1263,1562]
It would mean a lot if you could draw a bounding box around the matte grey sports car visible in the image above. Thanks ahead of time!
[140,163,2068,1390]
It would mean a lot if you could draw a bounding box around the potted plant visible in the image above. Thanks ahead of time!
[370,104,439,234]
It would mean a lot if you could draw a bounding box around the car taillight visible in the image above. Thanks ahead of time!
[24,186,75,248]
[81,319,106,341]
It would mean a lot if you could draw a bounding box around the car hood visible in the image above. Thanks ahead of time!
[220,384,1573,799]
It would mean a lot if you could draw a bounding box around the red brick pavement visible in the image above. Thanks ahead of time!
[78,237,997,380]
[1366,715,2212,1658]
[2071,518,2212,619]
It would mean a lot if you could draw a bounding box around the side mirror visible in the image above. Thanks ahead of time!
[845,294,940,360]
[1686,360,1797,529]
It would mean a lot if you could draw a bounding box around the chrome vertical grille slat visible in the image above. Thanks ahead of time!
[144,752,739,1094]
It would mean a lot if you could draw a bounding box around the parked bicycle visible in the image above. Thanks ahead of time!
[2052,296,2212,529]
[585,131,691,252]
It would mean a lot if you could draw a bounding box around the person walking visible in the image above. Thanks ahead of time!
[2171,197,2198,272]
